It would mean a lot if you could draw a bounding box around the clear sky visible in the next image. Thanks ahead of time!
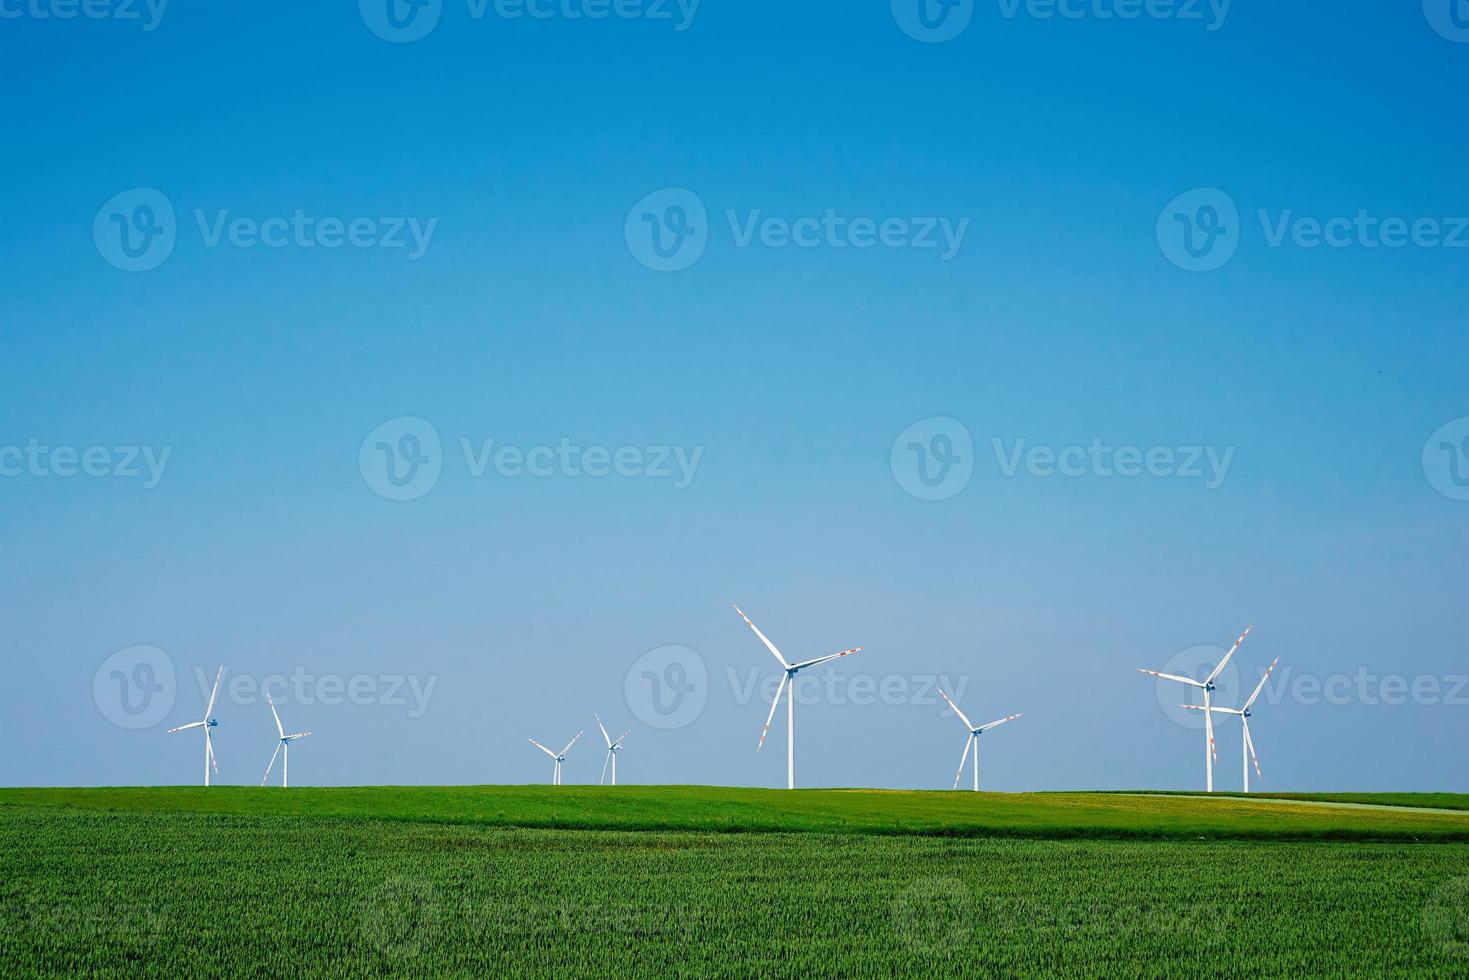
[2,1,1466,792]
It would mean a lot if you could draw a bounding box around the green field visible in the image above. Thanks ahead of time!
[5,787,1469,976]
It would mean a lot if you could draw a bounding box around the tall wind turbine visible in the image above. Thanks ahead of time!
[595,714,630,786]
[528,732,582,785]
[1138,626,1251,793]
[167,666,223,786]
[734,604,863,790]
[937,689,1021,791]
[1184,656,1280,793]
[260,695,312,788]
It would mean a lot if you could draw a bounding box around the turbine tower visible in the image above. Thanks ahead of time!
[734,604,862,790]
[529,732,582,785]
[167,666,224,786]
[1184,656,1280,792]
[937,689,1021,791]
[1138,626,1251,792]
[595,714,630,786]
[260,695,312,788]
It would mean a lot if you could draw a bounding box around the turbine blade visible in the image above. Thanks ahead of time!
[286,731,312,740]
[600,751,611,785]
[167,721,205,733]
[267,695,285,738]
[595,713,612,747]
[559,731,584,757]
[204,666,224,719]
[757,672,789,751]
[935,688,974,730]
[1181,705,1241,714]
[733,605,791,668]
[528,738,558,760]
[1243,656,1280,711]
[789,647,863,671]
[261,742,282,786]
[206,730,219,774]
[1204,625,1252,686]
[611,731,630,748]
[953,735,972,790]
[976,712,1022,733]
[1204,699,1217,761]
[1243,717,1262,777]
[1138,668,1206,689]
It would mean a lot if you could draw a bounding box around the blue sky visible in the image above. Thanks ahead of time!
[1,1,1466,792]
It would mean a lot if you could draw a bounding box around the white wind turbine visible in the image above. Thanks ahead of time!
[1183,656,1280,793]
[734,604,863,790]
[595,714,630,786]
[528,731,583,785]
[937,689,1022,791]
[1138,626,1251,793]
[167,666,224,786]
[260,695,312,788]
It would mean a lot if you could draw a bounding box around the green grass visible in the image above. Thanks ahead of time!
[1155,791,1469,811]
[4,803,1469,976]
[5,785,1469,840]
[5,788,1469,976]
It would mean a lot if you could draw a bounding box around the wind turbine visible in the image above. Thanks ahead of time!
[260,695,312,788]
[595,714,630,786]
[528,732,582,785]
[1184,656,1280,793]
[937,689,1021,791]
[167,666,224,786]
[1138,626,1251,793]
[734,604,863,790]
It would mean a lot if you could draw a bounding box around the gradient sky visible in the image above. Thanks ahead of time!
[2,0,1466,792]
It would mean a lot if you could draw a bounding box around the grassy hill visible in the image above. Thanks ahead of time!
[4,785,1469,841]
[5,788,1469,976]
